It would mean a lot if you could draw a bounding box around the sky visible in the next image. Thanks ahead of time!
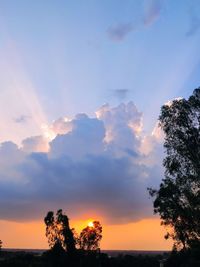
[0,0,200,250]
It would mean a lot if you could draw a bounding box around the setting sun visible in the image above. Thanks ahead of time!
[88,221,94,228]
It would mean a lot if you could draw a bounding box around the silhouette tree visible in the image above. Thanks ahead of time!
[149,88,200,249]
[44,209,76,254]
[78,221,102,251]
[0,240,2,251]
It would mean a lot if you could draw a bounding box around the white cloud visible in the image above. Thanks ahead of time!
[49,113,105,160]
[96,102,142,147]
[21,136,49,153]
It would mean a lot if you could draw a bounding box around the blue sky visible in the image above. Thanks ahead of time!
[1,0,200,143]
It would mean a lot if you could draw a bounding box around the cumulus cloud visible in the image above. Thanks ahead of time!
[0,141,25,183]
[50,114,105,160]
[0,102,163,224]
[107,23,135,42]
[49,117,73,135]
[96,102,142,149]
[139,122,164,167]
[22,136,49,153]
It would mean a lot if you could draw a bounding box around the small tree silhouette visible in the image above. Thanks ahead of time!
[78,221,102,251]
[0,240,2,251]
[44,209,76,254]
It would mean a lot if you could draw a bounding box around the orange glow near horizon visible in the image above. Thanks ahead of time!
[0,218,173,251]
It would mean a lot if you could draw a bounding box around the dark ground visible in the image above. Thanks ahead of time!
[0,249,165,267]
[1,247,200,267]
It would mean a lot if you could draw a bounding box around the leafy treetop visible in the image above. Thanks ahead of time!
[149,88,200,250]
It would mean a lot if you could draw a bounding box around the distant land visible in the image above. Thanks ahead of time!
[2,248,169,257]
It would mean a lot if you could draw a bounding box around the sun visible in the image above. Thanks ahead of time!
[88,221,94,228]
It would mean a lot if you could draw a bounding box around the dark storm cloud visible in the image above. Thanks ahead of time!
[0,152,155,222]
[0,103,163,223]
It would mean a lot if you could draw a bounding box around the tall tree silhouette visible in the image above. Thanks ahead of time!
[44,209,76,254]
[78,221,102,251]
[149,88,200,249]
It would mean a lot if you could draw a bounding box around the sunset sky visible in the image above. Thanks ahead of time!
[0,0,200,250]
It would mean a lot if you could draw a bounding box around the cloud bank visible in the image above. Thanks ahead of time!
[0,102,163,224]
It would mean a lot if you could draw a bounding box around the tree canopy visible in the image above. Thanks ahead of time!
[44,210,102,254]
[149,88,200,249]
[78,221,102,251]
[44,209,76,254]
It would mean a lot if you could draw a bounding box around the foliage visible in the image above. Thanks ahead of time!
[0,239,2,250]
[44,209,76,254]
[78,221,102,251]
[44,210,103,255]
[149,88,200,249]
[166,241,200,267]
